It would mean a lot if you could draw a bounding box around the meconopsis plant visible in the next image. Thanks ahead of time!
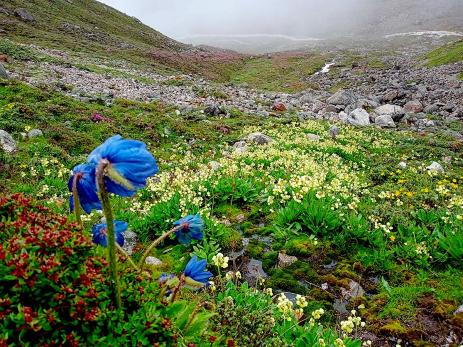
[68,135,211,309]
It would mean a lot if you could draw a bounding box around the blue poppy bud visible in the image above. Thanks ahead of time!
[88,135,158,197]
[68,163,101,214]
[173,214,204,244]
[91,221,127,247]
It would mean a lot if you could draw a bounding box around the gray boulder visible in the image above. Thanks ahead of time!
[0,64,8,79]
[28,129,43,138]
[347,108,370,126]
[246,132,273,145]
[375,115,396,128]
[326,89,356,106]
[374,104,405,122]
[0,130,17,153]
[14,8,35,22]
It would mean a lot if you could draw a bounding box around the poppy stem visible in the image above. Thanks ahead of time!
[72,174,83,228]
[138,226,181,270]
[96,159,122,310]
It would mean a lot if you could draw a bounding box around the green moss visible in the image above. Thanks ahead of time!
[378,320,408,336]
[246,239,266,258]
[266,269,308,294]
[284,235,317,256]
[262,252,278,272]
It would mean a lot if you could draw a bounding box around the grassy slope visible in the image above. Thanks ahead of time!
[0,0,246,78]
[230,53,326,93]
[426,40,463,80]
[1,0,187,70]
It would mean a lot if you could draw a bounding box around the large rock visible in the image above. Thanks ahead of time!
[0,130,17,153]
[246,132,273,145]
[14,8,35,22]
[347,108,370,126]
[0,63,8,79]
[404,100,424,113]
[375,115,396,128]
[374,104,405,122]
[326,90,356,106]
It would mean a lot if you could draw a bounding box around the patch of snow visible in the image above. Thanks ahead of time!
[385,31,463,38]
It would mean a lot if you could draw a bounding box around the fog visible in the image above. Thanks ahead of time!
[101,0,463,52]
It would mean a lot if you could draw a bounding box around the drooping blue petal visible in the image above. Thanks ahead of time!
[91,221,127,247]
[184,256,212,285]
[68,163,101,214]
[87,135,158,197]
[174,214,205,245]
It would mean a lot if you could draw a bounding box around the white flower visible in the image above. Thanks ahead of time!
[212,253,229,269]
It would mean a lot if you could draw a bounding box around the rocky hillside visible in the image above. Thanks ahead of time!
[0,0,244,78]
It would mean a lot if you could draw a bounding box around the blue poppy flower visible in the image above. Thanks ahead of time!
[173,214,204,244]
[184,256,212,287]
[68,163,101,214]
[87,135,158,197]
[91,221,127,247]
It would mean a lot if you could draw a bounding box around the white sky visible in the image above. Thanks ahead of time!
[99,0,367,39]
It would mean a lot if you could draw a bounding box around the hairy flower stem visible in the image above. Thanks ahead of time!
[96,159,122,309]
[116,244,140,272]
[138,226,181,270]
[72,174,83,228]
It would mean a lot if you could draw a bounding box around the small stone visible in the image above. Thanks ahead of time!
[404,100,424,113]
[375,115,396,128]
[209,161,221,170]
[329,125,340,139]
[278,253,298,268]
[272,102,287,112]
[306,133,321,141]
[326,89,356,106]
[236,214,245,223]
[233,141,248,154]
[347,108,370,126]
[14,8,35,22]
[145,256,163,266]
[398,162,407,169]
[455,304,463,315]
[426,162,444,174]
[374,104,405,122]
[246,132,273,145]
[0,130,17,153]
[28,129,43,138]
[122,230,138,256]
[204,105,224,116]
[341,280,365,299]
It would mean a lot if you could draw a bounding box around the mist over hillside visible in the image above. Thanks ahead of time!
[102,0,463,53]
